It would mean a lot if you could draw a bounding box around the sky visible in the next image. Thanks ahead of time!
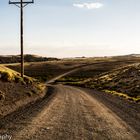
[0,0,140,58]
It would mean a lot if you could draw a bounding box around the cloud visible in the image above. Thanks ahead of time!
[73,2,103,9]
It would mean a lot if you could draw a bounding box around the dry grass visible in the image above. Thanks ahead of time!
[3,56,140,102]
[56,57,140,103]
[0,65,46,95]
[6,59,95,81]
[103,90,140,103]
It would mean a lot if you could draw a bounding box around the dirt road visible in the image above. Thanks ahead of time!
[0,84,139,140]
[46,63,94,84]
[46,69,79,84]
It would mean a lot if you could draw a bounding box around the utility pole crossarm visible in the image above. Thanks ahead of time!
[9,0,34,7]
[9,1,34,4]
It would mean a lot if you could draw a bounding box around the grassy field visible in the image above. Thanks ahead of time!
[56,56,140,103]
[4,55,140,102]
[6,58,96,82]
[56,57,140,81]
[5,57,118,82]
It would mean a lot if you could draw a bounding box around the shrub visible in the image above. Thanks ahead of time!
[24,77,33,85]
[15,76,24,83]
[1,71,14,82]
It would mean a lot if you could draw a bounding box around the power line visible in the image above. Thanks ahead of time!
[9,0,34,78]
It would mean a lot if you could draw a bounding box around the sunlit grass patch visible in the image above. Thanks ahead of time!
[0,66,16,81]
[103,90,140,103]
[36,83,46,92]
[0,65,35,84]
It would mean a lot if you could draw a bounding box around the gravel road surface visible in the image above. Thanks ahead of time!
[0,84,139,140]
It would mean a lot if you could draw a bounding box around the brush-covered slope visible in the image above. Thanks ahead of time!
[77,64,140,102]
[0,65,46,117]
[58,63,140,102]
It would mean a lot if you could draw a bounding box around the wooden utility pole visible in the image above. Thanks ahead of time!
[9,0,34,78]
[20,0,24,77]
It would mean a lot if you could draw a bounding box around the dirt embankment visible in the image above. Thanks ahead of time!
[0,65,46,117]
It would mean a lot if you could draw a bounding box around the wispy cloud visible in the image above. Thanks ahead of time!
[73,2,103,9]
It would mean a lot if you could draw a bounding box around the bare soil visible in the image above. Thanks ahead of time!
[0,80,46,118]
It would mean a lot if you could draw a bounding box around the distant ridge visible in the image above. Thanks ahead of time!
[0,54,59,64]
[128,54,140,57]
[107,54,140,58]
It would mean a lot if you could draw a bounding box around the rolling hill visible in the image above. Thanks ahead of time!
[0,54,59,64]
[55,58,140,103]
